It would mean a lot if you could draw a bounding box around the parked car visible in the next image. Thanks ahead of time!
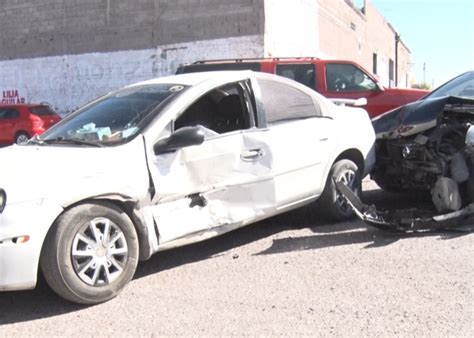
[176,57,428,118]
[0,71,375,304]
[0,104,61,145]
[371,70,474,212]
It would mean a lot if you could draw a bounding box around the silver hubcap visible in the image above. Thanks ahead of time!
[335,169,358,214]
[16,134,29,144]
[71,217,128,286]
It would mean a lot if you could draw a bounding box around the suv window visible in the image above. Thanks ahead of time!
[175,81,251,135]
[276,64,316,89]
[257,79,320,124]
[30,106,57,116]
[0,109,20,119]
[326,63,376,92]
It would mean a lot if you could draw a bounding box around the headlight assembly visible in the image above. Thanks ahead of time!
[0,188,6,213]
[402,145,412,158]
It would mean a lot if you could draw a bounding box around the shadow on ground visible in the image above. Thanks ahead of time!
[0,188,471,325]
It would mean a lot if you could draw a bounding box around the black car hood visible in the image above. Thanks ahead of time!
[372,96,474,139]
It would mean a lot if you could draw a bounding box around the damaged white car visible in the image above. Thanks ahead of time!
[0,71,375,304]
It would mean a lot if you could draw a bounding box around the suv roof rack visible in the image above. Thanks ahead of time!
[192,57,322,64]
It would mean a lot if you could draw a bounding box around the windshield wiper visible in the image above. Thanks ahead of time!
[42,137,103,147]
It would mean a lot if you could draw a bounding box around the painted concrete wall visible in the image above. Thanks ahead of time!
[0,0,265,114]
[0,36,263,114]
[0,0,412,114]
[263,0,320,57]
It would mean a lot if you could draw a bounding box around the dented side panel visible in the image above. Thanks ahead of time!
[147,129,275,245]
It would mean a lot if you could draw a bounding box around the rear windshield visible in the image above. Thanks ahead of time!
[177,62,261,74]
[30,106,57,116]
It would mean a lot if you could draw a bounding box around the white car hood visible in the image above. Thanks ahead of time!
[0,139,150,206]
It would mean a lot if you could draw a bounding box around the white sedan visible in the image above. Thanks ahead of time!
[0,71,375,304]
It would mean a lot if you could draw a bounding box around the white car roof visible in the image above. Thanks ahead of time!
[129,71,256,87]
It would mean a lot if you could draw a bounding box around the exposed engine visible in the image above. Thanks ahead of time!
[373,103,474,212]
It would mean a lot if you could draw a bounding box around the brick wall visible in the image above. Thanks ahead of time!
[0,0,264,60]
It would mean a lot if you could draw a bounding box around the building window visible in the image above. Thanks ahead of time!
[372,53,377,75]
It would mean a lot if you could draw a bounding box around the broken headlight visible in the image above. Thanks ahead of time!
[0,189,6,213]
[402,145,413,158]
[400,143,423,160]
[465,125,474,146]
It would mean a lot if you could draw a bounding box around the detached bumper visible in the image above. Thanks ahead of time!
[0,200,63,291]
[336,181,474,232]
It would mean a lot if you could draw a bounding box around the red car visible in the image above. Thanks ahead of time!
[0,104,61,145]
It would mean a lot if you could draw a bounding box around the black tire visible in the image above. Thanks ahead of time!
[14,131,30,144]
[40,201,139,304]
[319,159,361,221]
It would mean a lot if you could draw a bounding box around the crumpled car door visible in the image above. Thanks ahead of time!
[148,130,275,244]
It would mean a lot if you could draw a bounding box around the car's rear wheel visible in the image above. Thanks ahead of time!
[40,201,139,304]
[319,159,361,221]
[14,131,30,144]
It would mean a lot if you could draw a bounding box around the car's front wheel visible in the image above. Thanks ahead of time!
[40,201,139,304]
[319,159,361,221]
[14,131,30,144]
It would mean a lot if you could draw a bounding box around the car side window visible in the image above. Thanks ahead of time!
[326,63,376,92]
[174,82,252,136]
[276,64,316,89]
[0,109,20,119]
[257,79,321,124]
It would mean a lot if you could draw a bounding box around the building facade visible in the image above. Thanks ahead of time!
[0,0,411,114]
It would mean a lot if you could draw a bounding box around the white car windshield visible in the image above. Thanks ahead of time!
[35,84,186,146]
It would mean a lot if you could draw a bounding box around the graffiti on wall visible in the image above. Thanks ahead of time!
[0,35,263,115]
[1,89,26,104]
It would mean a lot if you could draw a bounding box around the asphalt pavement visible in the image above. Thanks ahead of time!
[0,180,472,336]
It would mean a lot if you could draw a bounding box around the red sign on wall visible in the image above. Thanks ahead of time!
[2,90,26,104]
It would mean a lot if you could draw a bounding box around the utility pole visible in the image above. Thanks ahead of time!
[395,33,400,87]
[423,62,426,84]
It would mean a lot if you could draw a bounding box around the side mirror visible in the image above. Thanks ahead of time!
[376,82,385,92]
[353,97,367,107]
[154,125,205,154]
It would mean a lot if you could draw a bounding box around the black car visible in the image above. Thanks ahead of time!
[371,71,474,213]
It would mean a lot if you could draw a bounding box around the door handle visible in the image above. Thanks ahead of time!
[241,148,264,161]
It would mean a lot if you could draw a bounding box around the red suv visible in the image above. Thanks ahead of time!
[177,57,428,118]
[0,104,61,145]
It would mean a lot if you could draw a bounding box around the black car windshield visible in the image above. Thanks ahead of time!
[38,84,186,146]
[427,71,474,99]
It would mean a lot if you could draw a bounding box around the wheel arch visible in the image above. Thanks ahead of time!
[333,148,365,175]
[44,196,153,263]
[14,130,30,138]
